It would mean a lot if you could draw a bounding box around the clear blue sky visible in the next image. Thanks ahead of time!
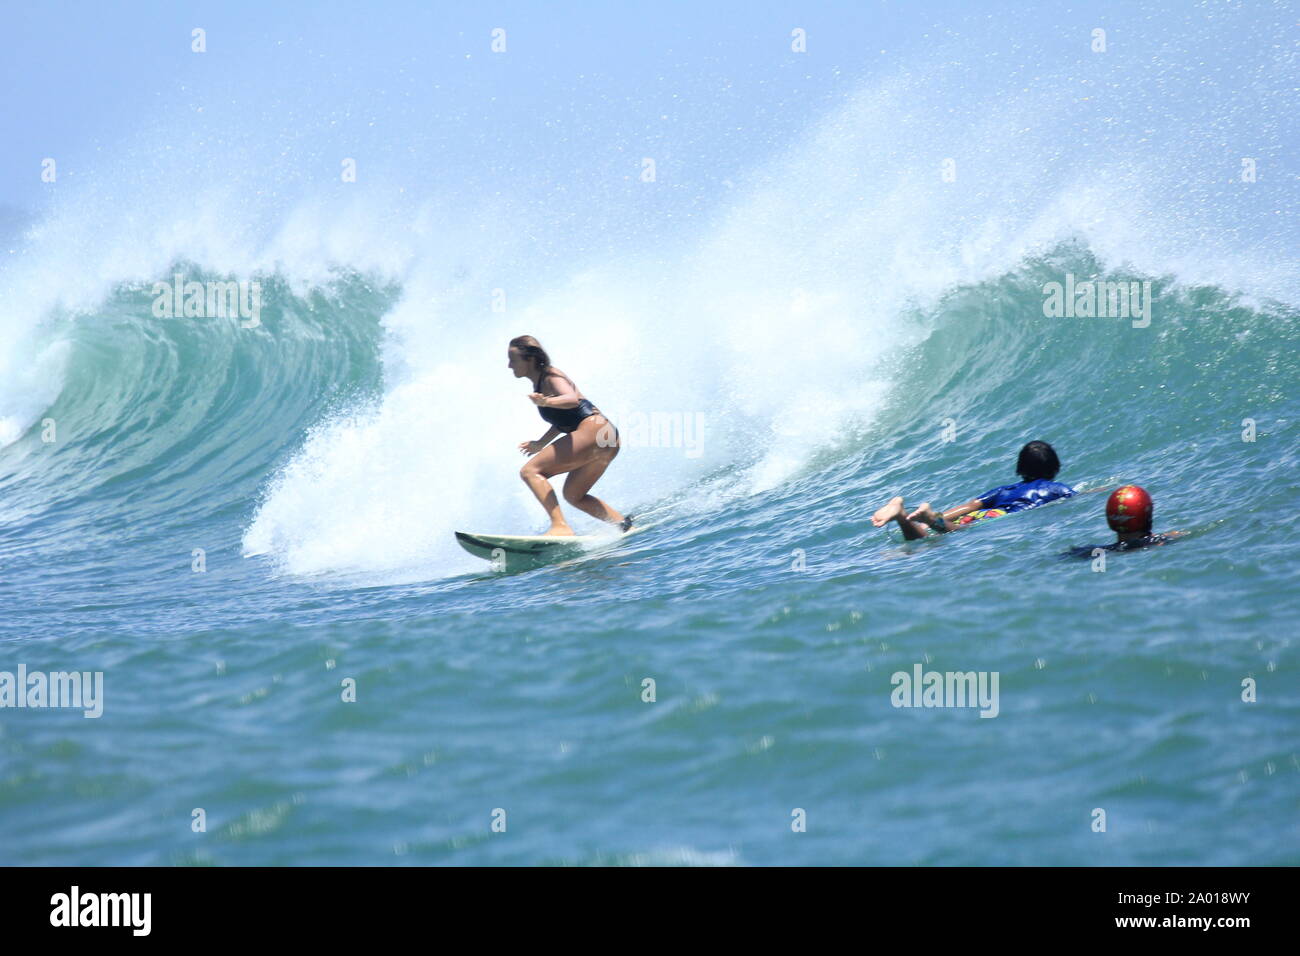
[0,0,1183,207]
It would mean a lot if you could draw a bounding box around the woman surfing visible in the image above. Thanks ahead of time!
[508,335,631,536]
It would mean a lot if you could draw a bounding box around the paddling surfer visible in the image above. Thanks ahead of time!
[872,440,1075,541]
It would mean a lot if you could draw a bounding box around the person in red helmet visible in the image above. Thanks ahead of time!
[1106,485,1155,538]
[1068,484,1184,555]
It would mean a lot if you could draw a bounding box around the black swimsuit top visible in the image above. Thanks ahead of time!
[535,371,598,432]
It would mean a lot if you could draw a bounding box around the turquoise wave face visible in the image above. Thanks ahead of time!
[0,270,393,595]
[1,243,1295,865]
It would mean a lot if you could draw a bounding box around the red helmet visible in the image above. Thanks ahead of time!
[1106,485,1153,533]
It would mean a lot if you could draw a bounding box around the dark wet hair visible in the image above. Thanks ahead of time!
[1017,441,1061,481]
[509,335,550,372]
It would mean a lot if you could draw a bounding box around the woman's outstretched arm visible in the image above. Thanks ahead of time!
[519,426,562,455]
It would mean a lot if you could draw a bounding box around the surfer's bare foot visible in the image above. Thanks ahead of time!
[872,497,906,527]
[908,502,941,526]
[874,495,932,541]
[542,525,576,537]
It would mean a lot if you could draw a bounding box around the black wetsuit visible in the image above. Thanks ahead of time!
[1065,534,1173,558]
[535,371,599,432]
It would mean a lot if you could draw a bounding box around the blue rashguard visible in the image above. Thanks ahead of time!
[976,479,1075,513]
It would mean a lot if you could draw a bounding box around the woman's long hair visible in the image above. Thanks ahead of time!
[510,335,551,384]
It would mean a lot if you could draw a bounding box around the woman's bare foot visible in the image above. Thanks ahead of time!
[542,524,576,537]
[872,496,907,527]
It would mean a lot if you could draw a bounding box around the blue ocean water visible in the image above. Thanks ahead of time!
[1,2,1296,865]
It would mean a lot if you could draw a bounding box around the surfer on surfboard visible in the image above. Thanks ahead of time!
[871,440,1075,541]
[508,335,631,537]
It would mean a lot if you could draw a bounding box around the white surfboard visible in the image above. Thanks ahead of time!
[454,522,649,566]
